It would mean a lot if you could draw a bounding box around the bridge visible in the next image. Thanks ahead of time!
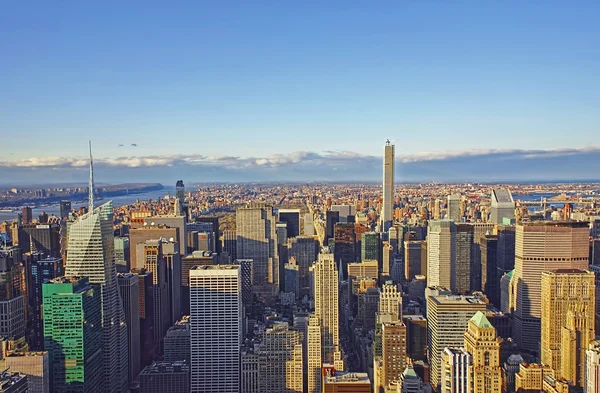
[515,197,598,207]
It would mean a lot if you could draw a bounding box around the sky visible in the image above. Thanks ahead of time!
[1,1,599,183]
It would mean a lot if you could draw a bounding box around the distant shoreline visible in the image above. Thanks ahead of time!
[0,183,164,209]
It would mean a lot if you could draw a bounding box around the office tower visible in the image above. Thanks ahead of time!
[161,240,182,324]
[586,341,600,393]
[304,213,315,236]
[312,252,340,363]
[42,277,102,392]
[399,365,431,393]
[190,265,242,393]
[254,322,303,392]
[502,354,523,393]
[223,230,237,260]
[240,349,259,393]
[293,312,310,392]
[114,236,130,272]
[404,315,428,361]
[197,216,220,253]
[361,232,380,262]
[447,194,461,222]
[139,361,190,393]
[499,270,513,313]
[278,209,301,238]
[175,179,185,205]
[307,315,322,393]
[512,222,590,354]
[0,252,25,340]
[496,225,515,296]
[480,234,499,307]
[0,371,27,393]
[64,200,129,393]
[21,207,32,225]
[334,223,356,278]
[404,240,427,281]
[440,348,472,393]
[455,223,473,294]
[4,352,49,393]
[133,269,157,367]
[325,210,340,243]
[381,140,395,230]
[357,286,380,330]
[288,236,318,297]
[137,239,170,351]
[490,189,515,224]
[234,259,254,309]
[180,251,217,314]
[38,212,48,224]
[18,223,61,258]
[426,295,486,389]
[283,259,299,302]
[382,242,393,279]
[331,204,356,224]
[236,203,279,293]
[463,312,502,393]
[130,225,181,268]
[117,273,141,387]
[29,256,60,350]
[322,369,371,392]
[426,220,455,291]
[164,316,191,365]
[592,239,600,267]
[381,321,407,388]
[514,363,552,392]
[541,269,595,386]
[379,282,402,320]
[142,215,187,255]
[59,201,71,219]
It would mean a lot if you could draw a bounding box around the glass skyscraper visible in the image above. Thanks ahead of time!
[42,276,103,392]
[64,202,129,392]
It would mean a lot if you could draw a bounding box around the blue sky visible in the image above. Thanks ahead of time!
[1,1,599,183]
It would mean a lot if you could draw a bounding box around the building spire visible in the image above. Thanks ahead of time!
[89,140,94,212]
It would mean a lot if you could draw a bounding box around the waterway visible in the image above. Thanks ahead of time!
[0,187,175,222]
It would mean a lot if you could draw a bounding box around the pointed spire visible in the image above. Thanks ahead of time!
[89,140,95,212]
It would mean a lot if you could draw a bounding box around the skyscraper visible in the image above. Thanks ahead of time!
[190,265,242,393]
[361,232,380,263]
[447,194,461,222]
[463,312,503,393]
[254,322,304,392]
[59,201,72,220]
[404,240,427,281]
[455,223,474,294]
[64,199,129,391]
[278,209,301,238]
[236,203,279,294]
[307,315,322,393]
[480,233,499,306]
[312,251,341,363]
[490,188,515,224]
[287,236,318,297]
[117,273,141,388]
[29,256,61,350]
[541,269,595,387]
[381,140,395,230]
[427,295,486,389]
[379,282,402,320]
[512,221,590,354]
[426,220,456,291]
[333,223,356,278]
[381,321,408,388]
[42,277,103,393]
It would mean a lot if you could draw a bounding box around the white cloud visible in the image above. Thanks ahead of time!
[2,146,600,169]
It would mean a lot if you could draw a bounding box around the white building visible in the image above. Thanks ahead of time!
[190,265,242,393]
[440,348,471,393]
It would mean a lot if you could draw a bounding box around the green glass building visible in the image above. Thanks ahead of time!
[42,277,103,393]
[361,232,381,263]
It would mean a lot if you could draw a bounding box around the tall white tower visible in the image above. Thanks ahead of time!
[190,265,242,393]
[381,140,395,231]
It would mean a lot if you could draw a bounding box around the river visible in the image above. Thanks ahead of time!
[0,187,175,223]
